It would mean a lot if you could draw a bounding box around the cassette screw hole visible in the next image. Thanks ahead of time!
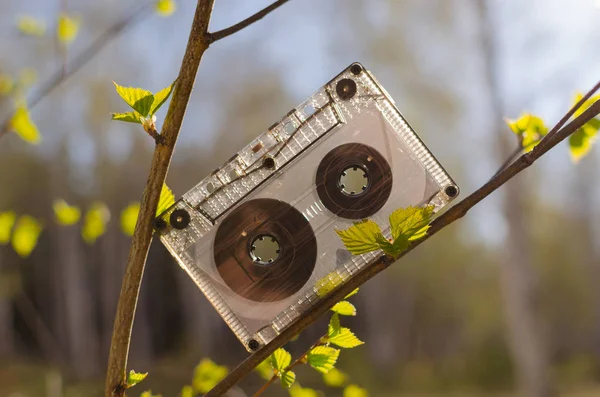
[445,185,459,198]
[339,165,369,196]
[153,218,167,231]
[350,64,363,75]
[170,209,191,230]
[336,78,357,100]
[249,234,281,266]
[262,156,276,170]
[248,339,260,351]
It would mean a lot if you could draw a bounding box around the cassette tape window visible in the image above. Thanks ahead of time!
[155,62,459,351]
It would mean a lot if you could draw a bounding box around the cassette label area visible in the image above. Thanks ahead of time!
[156,63,459,351]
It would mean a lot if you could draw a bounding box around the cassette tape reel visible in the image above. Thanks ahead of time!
[156,63,459,352]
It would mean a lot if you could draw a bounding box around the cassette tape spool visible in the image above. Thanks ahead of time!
[156,62,459,352]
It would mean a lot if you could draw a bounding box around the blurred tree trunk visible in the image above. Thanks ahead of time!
[476,1,554,396]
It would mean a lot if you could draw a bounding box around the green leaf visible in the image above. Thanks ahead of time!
[327,315,364,349]
[271,348,292,372]
[56,13,79,44]
[17,15,46,36]
[192,358,228,393]
[389,206,434,242]
[289,384,319,397]
[344,288,359,299]
[150,81,175,116]
[0,211,17,244]
[10,104,41,144]
[112,111,143,124]
[280,370,296,388]
[328,314,341,337]
[506,114,548,153]
[568,93,600,163]
[53,199,81,226]
[113,82,154,117]
[307,346,340,374]
[140,391,161,397]
[157,183,175,216]
[331,301,356,316]
[335,219,391,255]
[11,215,43,258]
[255,358,273,380]
[120,203,140,237]
[81,202,110,244]
[323,368,348,387]
[180,385,193,397]
[126,370,147,388]
[155,0,177,16]
[343,384,368,397]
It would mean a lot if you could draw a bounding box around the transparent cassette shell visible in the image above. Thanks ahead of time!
[156,63,459,351]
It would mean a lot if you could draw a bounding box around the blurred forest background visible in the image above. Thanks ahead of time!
[1,0,600,396]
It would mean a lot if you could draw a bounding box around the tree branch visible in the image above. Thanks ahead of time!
[104,1,215,396]
[0,1,154,140]
[203,87,600,397]
[207,0,290,43]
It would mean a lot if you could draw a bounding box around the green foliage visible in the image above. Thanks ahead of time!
[326,314,364,349]
[180,385,193,397]
[120,203,140,236]
[16,15,46,37]
[157,183,175,216]
[343,384,368,397]
[330,301,356,316]
[155,0,177,16]
[255,358,273,380]
[336,206,434,259]
[52,199,81,226]
[81,202,110,244]
[140,391,161,397]
[192,358,228,393]
[288,384,319,397]
[323,368,348,387]
[271,348,292,372]
[280,370,296,388]
[57,13,79,45]
[11,215,43,258]
[112,81,175,133]
[307,346,340,374]
[569,93,600,163]
[126,370,148,388]
[10,104,41,144]
[0,211,16,244]
[344,288,359,299]
[507,113,548,152]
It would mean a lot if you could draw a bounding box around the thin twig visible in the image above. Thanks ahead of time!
[104,1,215,396]
[491,145,522,180]
[0,1,154,140]
[203,85,600,397]
[207,0,290,43]
[253,334,326,397]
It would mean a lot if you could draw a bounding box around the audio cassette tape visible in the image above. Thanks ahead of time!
[155,62,459,351]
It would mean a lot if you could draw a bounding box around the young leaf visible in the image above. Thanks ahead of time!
[17,15,46,37]
[335,219,391,255]
[157,183,175,216]
[0,211,17,244]
[155,0,177,16]
[180,385,193,397]
[343,384,368,397]
[328,313,341,337]
[126,370,147,388]
[255,358,273,380]
[506,114,548,152]
[112,111,142,124]
[53,199,81,226]
[10,104,41,144]
[280,370,296,388]
[192,358,228,393]
[569,93,600,163]
[345,288,359,299]
[150,81,175,116]
[323,368,348,387]
[140,391,161,397]
[289,384,319,397]
[120,203,140,237]
[271,348,292,372]
[11,215,43,258]
[389,206,434,242]
[81,202,110,244]
[327,321,364,349]
[56,13,79,44]
[307,346,340,374]
[331,301,356,316]
[113,83,154,117]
